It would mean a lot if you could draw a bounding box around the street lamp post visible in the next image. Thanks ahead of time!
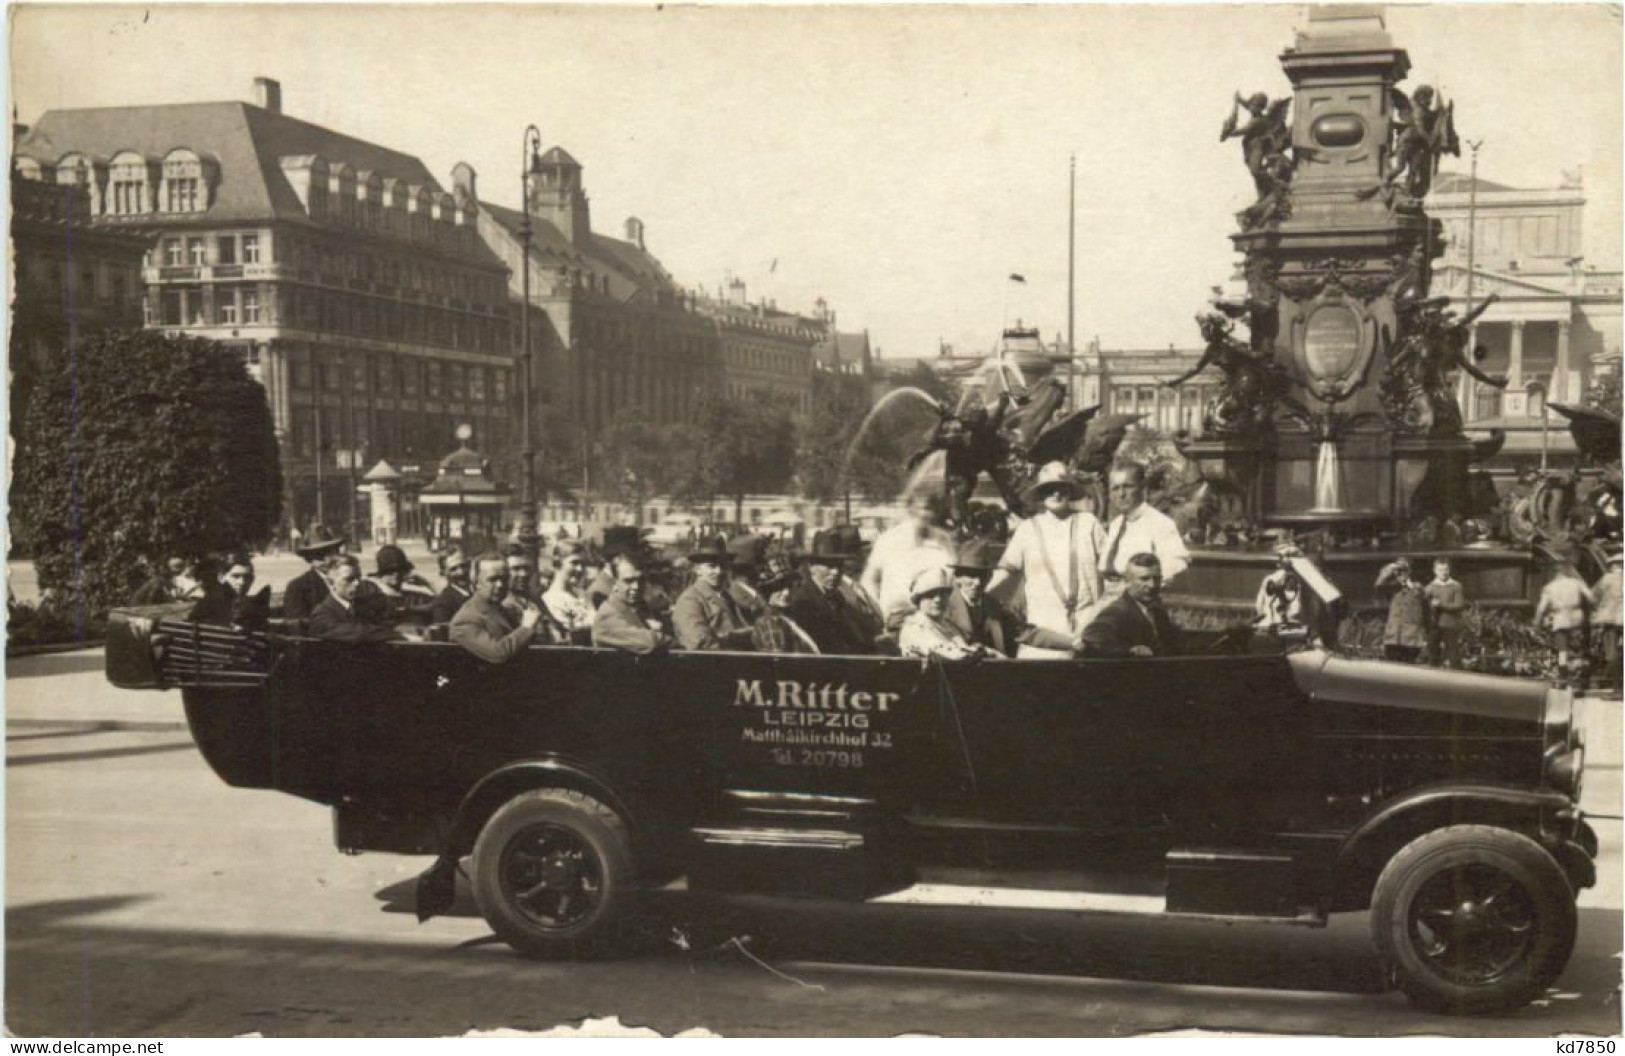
[516,124,543,558]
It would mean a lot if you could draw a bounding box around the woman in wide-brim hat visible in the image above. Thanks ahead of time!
[989,460,1109,658]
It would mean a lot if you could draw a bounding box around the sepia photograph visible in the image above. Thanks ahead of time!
[5,1,1622,1039]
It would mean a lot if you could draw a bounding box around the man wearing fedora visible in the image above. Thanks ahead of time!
[988,462,1108,658]
[749,555,820,653]
[789,529,877,655]
[358,544,436,621]
[1099,464,1190,599]
[430,547,474,624]
[945,538,1023,658]
[673,538,756,651]
[589,526,653,609]
[283,523,346,619]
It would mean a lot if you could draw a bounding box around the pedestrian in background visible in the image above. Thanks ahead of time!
[1535,560,1594,674]
[1423,558,1466,669]
[1375,557,1429,662]
[1593,553,1623,691]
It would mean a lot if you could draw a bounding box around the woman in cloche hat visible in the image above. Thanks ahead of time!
[898,565,988,660]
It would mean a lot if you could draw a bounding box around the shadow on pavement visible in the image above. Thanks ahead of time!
[6,653,107,680]
[7,740,196,768]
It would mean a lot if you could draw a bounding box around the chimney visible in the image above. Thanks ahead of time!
[624,216,645,249]
[451,162,478,204]
[254,77,282,114]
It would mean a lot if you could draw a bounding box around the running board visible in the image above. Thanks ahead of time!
[871,883,1324,926]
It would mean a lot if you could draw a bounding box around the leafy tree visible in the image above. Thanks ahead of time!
[691,392,798,526]
[14,330,283,618]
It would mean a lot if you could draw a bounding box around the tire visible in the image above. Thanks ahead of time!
[1371,824,1578,1015]
[471,787,635,958]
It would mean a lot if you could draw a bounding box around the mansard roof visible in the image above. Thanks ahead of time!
[17,101,441,225]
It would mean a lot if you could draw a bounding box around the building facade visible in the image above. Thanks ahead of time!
[470,147,720,445]
[14,79,519,534]
[697,279,819,413]
[1428,171,1623,469]
[8,175,149,422]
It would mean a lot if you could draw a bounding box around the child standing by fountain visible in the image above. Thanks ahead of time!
[1424,558,1466,669]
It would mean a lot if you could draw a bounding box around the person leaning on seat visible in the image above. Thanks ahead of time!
[449,552,545,663]
[310,556,409,643]
[1076,552,1182,658]
[672,537,757,651]
[592,554,674,654]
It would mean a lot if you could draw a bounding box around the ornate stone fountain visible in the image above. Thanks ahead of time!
[1167,6,1538,612]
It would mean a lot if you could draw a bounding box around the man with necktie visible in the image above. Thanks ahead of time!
[1100,464,1190,600]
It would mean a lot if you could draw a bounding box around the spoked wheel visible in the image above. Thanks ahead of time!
[1372,825,1577,1014]
[472,788,634,957]
[499,822,604,930]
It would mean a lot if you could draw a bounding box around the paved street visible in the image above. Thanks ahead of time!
[5,650,1622,1037]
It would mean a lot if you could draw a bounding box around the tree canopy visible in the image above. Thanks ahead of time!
[14,330,283,616]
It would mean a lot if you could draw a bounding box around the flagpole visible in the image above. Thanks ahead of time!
[1068,153,1076,359]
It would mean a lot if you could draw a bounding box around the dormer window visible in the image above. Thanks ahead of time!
[161,149,212,214]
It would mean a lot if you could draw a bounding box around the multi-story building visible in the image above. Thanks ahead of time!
[468,146,720,441]
[1429,170,1623,470]
[811,299,873,380]
[8,174,148,422]
[697,279,819,413]
[14,78,518,532]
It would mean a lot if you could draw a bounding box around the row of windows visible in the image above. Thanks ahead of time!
[152,231,503,307]
[1111,384,1214,433]
[289,354,511,405]
[150,283,504,354]
[157,234,259,268]
[1442,212,1570,261]
[725,344,808,375]
[289,407,510,461]
[296,173,477,253]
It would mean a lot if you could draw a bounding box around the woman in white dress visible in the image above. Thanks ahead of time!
[986,462,1107,658]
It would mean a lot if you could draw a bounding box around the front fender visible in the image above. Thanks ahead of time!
[1328,782,1577,912]
[443,756,640,860]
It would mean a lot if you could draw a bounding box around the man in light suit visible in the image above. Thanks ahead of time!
[1078,552,1182,658]
[672,538,755,651]
[450,553,543,663]
[592,555,674,654]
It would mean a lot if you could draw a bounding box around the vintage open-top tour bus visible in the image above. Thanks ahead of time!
[107,606,1596,1015]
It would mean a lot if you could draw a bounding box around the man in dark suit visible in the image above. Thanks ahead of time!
[944,538,1022,658]
[451,553,544,663]
[282,524,345,619]
[430,547,473,624]
[310,557,407,644]
[787,530,876,655]
[1077,552,1182,658]
[189,552,271,631]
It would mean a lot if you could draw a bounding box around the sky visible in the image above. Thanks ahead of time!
[10,3,1621,363]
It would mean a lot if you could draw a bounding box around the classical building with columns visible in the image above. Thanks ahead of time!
[1429,171,1623,472]
[13,78,519,533]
